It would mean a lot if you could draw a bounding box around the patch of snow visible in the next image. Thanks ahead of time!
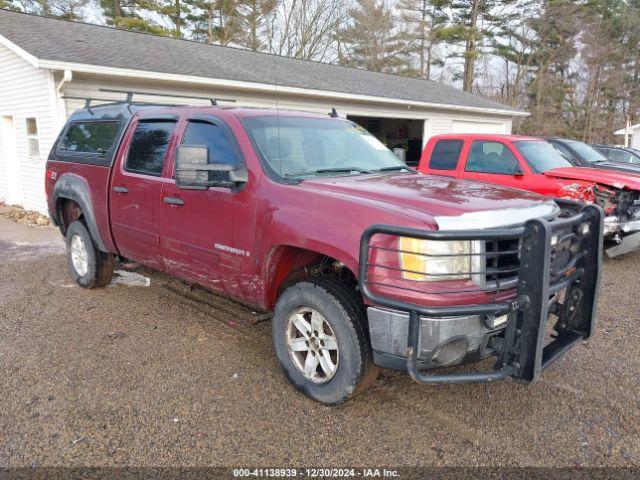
[109,270,151,288]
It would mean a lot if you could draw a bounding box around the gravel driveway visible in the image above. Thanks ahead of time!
[0,215,638,471]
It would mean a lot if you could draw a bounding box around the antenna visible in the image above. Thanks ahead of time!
[273,56,282,178]
[329,107,338,118]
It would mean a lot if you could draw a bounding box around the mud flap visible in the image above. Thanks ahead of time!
[605,231,640,258]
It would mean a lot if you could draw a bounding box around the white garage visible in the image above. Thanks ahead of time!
[0,10,526,214]
[451,120,509,135]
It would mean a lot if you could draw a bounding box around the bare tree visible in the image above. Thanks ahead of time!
[264,0,348,61]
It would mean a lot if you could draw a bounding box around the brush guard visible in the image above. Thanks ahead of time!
[358,204,603,384]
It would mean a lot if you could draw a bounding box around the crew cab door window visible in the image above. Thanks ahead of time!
[429,140,464,171]
[125,120,176,176]
[180,120,241,166]
[465,141,521,175]
[609,149,637,164]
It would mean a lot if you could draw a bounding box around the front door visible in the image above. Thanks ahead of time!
[109,117,178,268]
[462,140,528,191]
[160,116,255,300]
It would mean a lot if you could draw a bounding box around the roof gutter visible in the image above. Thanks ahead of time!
[36,60,528,117]
[56,69,73,97]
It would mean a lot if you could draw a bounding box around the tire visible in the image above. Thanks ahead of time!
[272,276,379,405]
[65,220,114,289]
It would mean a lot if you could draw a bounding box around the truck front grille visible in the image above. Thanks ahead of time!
[484,238,521,290]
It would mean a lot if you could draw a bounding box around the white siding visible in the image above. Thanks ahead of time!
[0,43,58,213]
[426,111,512,140]
[632,127,640,150]
[61,74,514,136]
[451,119,508,134]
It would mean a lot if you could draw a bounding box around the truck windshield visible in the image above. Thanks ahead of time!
[563,140,608,163]
[242,116,409,179]
[514,140,573,173]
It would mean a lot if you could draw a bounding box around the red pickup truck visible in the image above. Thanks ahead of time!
[419,134,640,257]
[46,103,603,404]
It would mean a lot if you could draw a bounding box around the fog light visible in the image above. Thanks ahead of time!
[551,235,559,246]
[484,314,508,330]
[580,223,590,235]
[431,338,468,367]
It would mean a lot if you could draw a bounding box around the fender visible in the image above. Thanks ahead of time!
[52,173,107,252]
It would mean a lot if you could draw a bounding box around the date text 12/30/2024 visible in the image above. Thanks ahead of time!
[232,468,400,477]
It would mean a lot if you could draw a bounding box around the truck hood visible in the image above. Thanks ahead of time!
[545,167,640,190]
[299,173,556,228]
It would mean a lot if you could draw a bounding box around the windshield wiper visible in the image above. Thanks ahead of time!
[281,167,372,180]
[375,165,417,173]
[314,167,373,174]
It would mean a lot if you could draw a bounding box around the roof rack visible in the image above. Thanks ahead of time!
[99,88,235,106]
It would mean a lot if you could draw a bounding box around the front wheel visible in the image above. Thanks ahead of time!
[65,221,114,288]
[272,277,378,404]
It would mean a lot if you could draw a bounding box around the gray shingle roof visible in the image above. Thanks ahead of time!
[0,9,523,114]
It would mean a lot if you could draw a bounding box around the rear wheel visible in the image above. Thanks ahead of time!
[272,277,378,404]
[65,221,114,288]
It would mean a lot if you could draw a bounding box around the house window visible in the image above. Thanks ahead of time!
[26,117,40,158]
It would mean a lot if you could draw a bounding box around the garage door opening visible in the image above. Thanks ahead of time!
[347,115,424,167]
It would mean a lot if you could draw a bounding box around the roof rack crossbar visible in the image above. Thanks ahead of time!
[99,88,235,106]
[60,95,218,112]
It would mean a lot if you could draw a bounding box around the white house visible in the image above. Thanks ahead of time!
[0,9,527,215]
[614,124,640,150]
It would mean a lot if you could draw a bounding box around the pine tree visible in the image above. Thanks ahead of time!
[0,0,22,10]
[338,0,406,73]
[49,0,88,20]
[152,0,192,37]
[236,0,276,50]
[520,0,581,135]
[397,0,449,79]
[185,0,240,45]
[441,0,519,92]
[100,0,168,34]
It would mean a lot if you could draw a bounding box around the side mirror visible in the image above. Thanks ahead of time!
[175,145,248,190]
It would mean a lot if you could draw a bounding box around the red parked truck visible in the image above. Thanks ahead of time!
[46,103,603,404]
[419,134,640,257]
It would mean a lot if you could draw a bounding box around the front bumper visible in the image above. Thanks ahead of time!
[603,215,640,236]
[359,204,603,385]
[603,215,640,257]
[368,307,505,371]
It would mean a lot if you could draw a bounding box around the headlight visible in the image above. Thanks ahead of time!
[398,238,484,282]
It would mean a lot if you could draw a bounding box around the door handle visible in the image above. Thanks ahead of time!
[113,186,128,194]
[163,196,184,206]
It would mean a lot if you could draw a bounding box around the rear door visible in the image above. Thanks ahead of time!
[461,140,528,190]
[109,116,178,268]
[159,115,255,300]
